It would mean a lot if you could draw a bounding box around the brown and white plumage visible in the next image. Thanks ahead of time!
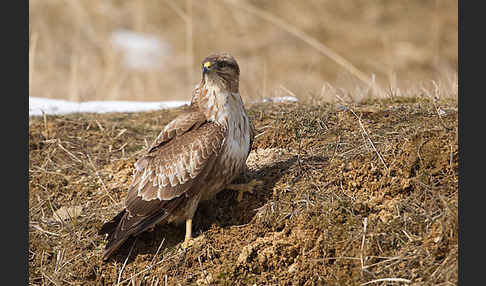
[99,52,255,260]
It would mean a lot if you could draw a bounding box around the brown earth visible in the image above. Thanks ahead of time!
[29,96,457,285]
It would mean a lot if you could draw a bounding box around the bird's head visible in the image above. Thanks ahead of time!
[191,52,248,124]
[200,52,240,93]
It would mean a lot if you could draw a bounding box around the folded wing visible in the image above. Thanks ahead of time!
[99,110,225,260]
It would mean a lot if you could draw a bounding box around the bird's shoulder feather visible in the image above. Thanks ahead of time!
[125,110,225,217]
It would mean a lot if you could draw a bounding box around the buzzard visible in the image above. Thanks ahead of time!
[99,52,256,260]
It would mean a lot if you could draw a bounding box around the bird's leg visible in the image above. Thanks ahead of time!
[226,179,263,202]
[181,218,193,249]
[180,195,202,250]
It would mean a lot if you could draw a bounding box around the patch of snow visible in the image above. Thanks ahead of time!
[29,94,299,117]
[29,97,189,117]
[110,29,171,70]
[262,96,298,103]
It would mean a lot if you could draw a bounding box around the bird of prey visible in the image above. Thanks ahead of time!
[99,52,256,260]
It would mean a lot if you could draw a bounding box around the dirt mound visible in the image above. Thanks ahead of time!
[29,97,457,285]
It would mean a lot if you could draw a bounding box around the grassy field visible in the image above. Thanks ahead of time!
[29,0,458,285]
[29,96,458,285]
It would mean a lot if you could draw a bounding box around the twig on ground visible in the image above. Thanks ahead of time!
[57,142,83,163]
[87,153,117,204]
[119,250,180,285]
[329,136,341,163]
[360,277,411,285]
[312,256,361,262]
[40,270,58,286]
[117,238,137,286]
[351,109,388,172]
[360,217,368,272]
[43,112,49,139]
[149,238,166,267]
[31,223,60,237]
[198,255,210,285]
[335,94,389,172]
[362,255,411,270]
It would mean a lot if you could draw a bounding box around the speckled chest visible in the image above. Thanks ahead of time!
[201,110,251,201]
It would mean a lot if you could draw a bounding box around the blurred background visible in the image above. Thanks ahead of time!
[29,0,458,103]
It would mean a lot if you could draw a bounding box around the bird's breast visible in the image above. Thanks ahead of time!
[200,102,251,201]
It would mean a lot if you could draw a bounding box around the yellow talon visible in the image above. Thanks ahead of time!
[226,179,263,202]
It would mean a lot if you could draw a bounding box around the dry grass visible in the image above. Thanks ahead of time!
[29,0,457,103]
[29,92,458,285]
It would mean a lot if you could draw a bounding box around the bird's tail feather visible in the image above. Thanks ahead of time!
[99,208,170,261]
[99,210,126,237]
[99,210,132,261]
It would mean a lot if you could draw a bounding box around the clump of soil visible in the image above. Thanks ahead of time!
[29,97,457,285]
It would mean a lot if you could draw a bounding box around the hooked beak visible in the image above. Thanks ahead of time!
[202,61,211,76]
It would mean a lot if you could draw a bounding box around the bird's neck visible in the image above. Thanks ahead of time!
[197,80,245,127]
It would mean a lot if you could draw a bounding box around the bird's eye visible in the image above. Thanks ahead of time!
[218,62,227,68]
